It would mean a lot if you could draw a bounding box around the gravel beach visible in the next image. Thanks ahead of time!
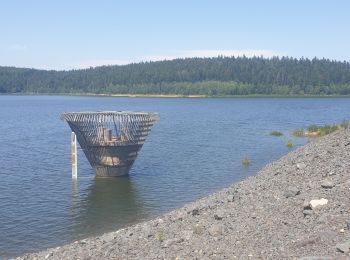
[17,128,350,260]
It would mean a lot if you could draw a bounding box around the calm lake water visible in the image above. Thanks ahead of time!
[0,96,349,257]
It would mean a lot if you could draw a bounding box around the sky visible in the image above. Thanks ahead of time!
[1,0,349,70]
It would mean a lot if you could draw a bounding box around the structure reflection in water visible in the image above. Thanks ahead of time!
[70,177,149,239]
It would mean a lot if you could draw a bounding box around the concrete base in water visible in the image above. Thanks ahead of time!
[94,166,131,177]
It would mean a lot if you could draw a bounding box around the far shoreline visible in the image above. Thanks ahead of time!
[1,92,350,99]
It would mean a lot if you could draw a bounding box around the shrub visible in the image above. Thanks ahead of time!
[241,158,251,167]
[292,128,305,137]
[155,230,165,242]
[286,139,294,148]
[270,131,283,136]
[318,124,338,136]
[340,120,350,129]
[307,124,319,132]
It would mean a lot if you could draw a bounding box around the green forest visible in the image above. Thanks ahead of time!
[1,56,350,96]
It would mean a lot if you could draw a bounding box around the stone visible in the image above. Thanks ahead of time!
[321,180,334,189]
[347,222,350,230]
[296,163,306,170]
[180,230,193,240]
[189,209,200,216]
[300,257,334,260]
[318,231,337,242]
[303,200,311,209]
[310,198,328,209]
[328,171,335,176]
[192,224,205,235]
[303,209,313,216]
[208,224,224,237]
[162,238,182,248]
[227,194,234,202]
[284,186,300,198]
[336,241,350,253]
[214,214,223,220]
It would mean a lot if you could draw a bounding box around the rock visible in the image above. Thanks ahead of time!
[321,180,334,189]
[208,224,224,237]
[284,186,300,198]
[102,233,116,243]
[44,253,53,259]
[180,230,193,240]
[296,163,306,170]
[310,198,328,209]
[189,209,200,216]
[214,210,225,220]
[227,194,234,202]
[214,214,223,220]
[300,257,334,260]
[318,231,337,242]
[192,224,204,235]
[162,238,183,248]
[303,200,311,209]
[347,222,350,230]
[303,209,313,216]
[336,240,350,253]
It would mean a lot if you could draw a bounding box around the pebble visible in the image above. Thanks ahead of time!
[190,209,200,216]
[336,240,350,253]
[296,163,306,170]
[321,180,335,189]
[303,200,311,209]
[208,224,224,237]
[227,194,234,202]
[310,198,328,209]
[180,230,193,240]
[192,224,204,235]
[303,210,313,216]
[284,186,300,198]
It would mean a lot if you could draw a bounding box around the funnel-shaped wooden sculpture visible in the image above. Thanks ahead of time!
[61,111,159,177]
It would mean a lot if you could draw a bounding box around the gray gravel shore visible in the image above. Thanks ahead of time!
[17,128,350,260]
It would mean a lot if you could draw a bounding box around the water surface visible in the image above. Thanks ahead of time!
[0,96,349,257]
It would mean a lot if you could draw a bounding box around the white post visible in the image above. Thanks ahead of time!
[71,132,77,179]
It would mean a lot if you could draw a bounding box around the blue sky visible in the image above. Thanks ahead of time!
[1,0,349,70]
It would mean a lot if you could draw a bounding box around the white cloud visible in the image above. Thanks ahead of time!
[35,59,131,71]
[143,49,283,61]
[35,49,284,70]
[67,59,131,70]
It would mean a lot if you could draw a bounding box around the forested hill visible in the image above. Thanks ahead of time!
[1,56,350,96]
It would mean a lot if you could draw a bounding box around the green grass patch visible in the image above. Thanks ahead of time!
[292,128,305,137]
[241,157,251,167]
[286,139,294,148]
[305,121,350,137]
[270,131,283,136]
[307,124,319,132]
[155,230,165,242]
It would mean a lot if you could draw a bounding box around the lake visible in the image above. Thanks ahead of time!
[0,96,349,257]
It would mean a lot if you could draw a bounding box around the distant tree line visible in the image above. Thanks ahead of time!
[1,56,350,95]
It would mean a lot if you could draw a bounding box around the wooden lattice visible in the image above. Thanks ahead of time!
[61,111,159,176]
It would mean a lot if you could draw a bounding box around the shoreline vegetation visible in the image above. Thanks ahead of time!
[18,128,350,259]
[292,121,350,137]
[1,92,350,98]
